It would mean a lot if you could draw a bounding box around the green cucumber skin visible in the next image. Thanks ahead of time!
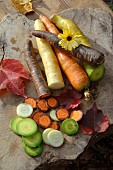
[84,63,105,81]
[22,131,42,147]
[24,145,43,157]
[10,116,23,135]
[61,118,79,135]
[90,65,105,81]
[16,118,38,136]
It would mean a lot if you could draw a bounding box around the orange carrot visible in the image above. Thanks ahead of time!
[38,15,90,91]
[47,97,58,109]
[48,121,59,130]
[38,114,51,128]
[56,108,69,120]
[39,14,59,34]
[37,99,49,112]
[33,111,44,123]
[70,110,83,122]
[24,97,37,109]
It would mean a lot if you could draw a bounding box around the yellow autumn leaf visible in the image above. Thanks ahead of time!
[12,0,34,14]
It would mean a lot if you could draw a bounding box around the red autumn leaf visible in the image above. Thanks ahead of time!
[67,99,81,110]
[55,88,82,109]
[0,59,30,98]
[80,126,93,135]
[80,102,109,135]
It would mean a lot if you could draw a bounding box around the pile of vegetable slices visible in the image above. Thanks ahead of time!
[10,96,82,157]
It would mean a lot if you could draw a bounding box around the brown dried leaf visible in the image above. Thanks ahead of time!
[12,0,34,14]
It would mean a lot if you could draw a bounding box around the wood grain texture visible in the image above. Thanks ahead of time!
[0,0,113,21]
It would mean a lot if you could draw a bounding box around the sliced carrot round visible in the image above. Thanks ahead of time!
[37,99,49,112]
[56,108,69,120]
[48,121,59,130]
[24,97,37,109]
[38,114,51,128]
[33,111,44,123]
[47,97,58,108]
[70,110,83,122]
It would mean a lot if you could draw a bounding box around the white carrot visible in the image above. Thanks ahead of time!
[34,19,65,90]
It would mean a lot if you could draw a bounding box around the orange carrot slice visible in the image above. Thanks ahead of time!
[70,110,83,122]
[24,97,37,109]
[37,99,49,112]
[38,114,51,128]
[56,108,69,120]
[33,111,44,123]
[47,97,58,108]
[48,121,59,130]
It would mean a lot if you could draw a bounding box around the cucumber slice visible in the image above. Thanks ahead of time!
[47,130,64,147]
[24,145,43,157]
[17,118,38,136]
[42,128,54,145]
[61,118,79,135]
[22,131,42,147]
[84,63,105,81]
[50,109,60,121]
[17,103,33,118]
[10,116,23,134]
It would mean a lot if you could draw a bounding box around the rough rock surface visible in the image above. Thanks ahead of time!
[0,8,113,170]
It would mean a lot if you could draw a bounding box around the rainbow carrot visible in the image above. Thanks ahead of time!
[25,39,51,98]
[34,15,90,91]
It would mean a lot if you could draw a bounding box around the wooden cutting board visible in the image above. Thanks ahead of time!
[0,8,113,170]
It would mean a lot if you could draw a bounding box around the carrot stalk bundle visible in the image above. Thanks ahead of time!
[32,30,105,66]
[35,15,90,91]
[25,40,51,98]
[34,19,65,90]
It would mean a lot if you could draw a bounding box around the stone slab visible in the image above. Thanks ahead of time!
[0,8,113,170]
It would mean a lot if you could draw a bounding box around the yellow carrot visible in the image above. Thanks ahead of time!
[34,19,65,90]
